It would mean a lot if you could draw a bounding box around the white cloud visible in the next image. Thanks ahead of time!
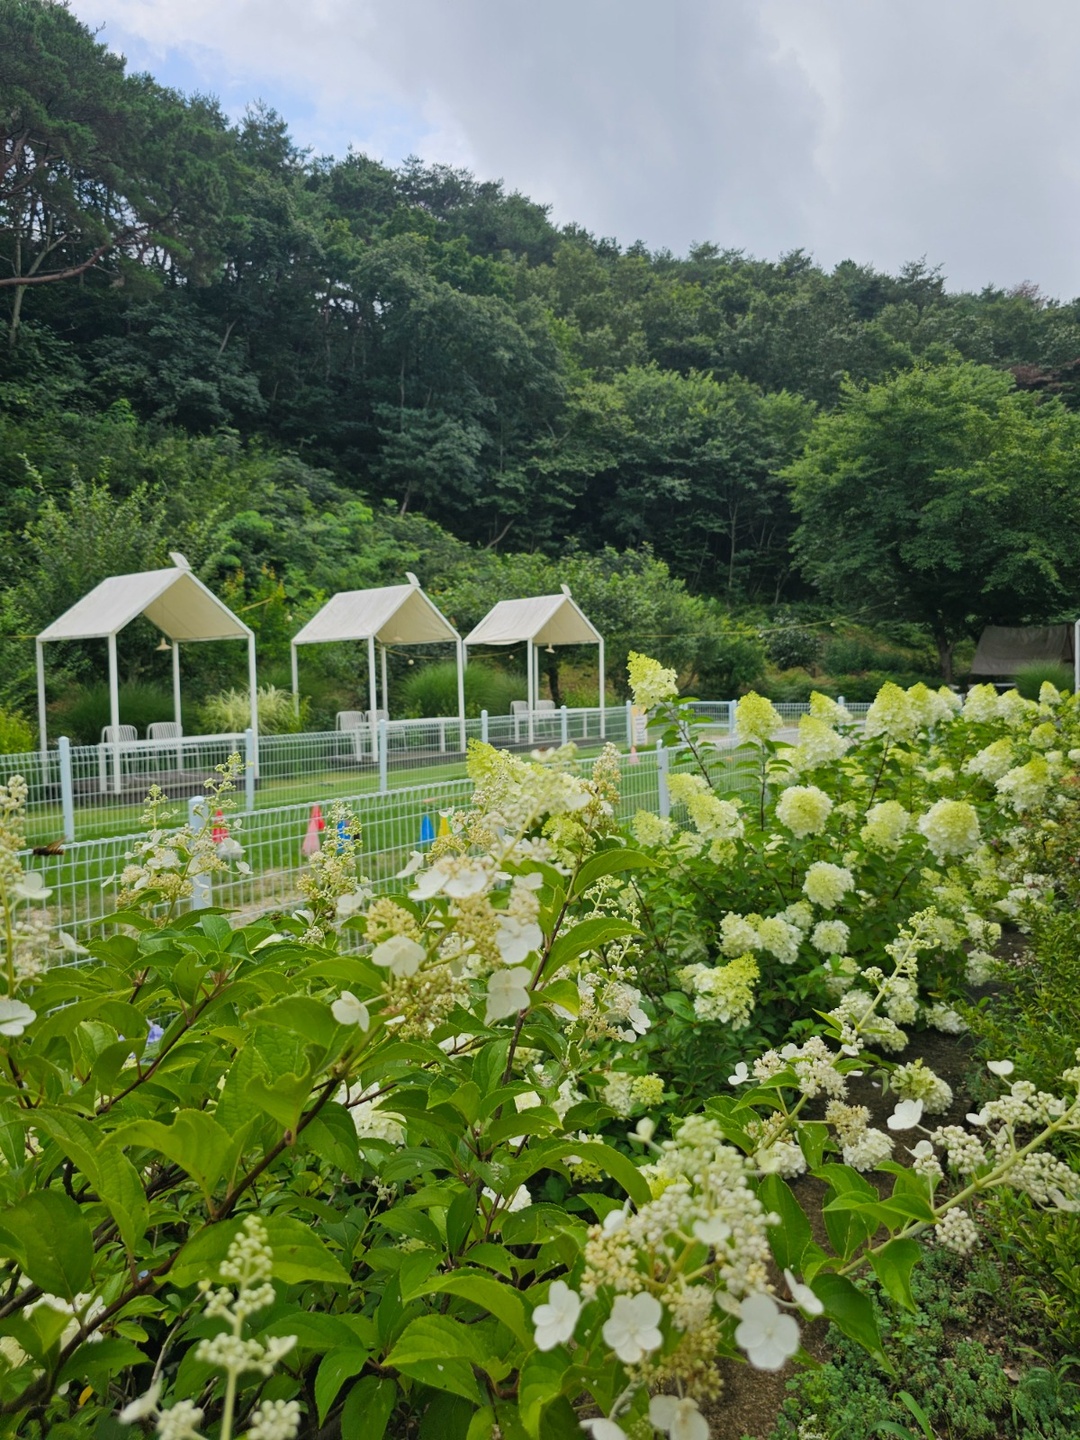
[71,0,1080,297]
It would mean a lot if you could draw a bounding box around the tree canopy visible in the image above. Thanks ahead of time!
[4,0,1080,702]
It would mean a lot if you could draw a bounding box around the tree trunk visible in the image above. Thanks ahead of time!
[934,632,955,685]
[545,656,563,708]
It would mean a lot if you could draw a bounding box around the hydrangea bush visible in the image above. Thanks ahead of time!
[623,661,1074,1090]
[0,674,1075,1438]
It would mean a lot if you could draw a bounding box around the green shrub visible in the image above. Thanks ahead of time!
[197,684,309,734]
[0,705,33,754]
[763,623,822,671]
[53,681,174,744]
[398,660,525,718]
[1012,660,1073,700]
[765,668,821,702]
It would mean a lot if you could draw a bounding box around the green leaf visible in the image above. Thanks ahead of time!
[570,848,656,898]
[514,1138,650,1206]
[170,1213,350,1288]
[445,1186,479,1254]
[316,1347,369,1425]
[810,1273,892,1372]
[0,1193,92,1301]
[797,1121,830,1171]
[534,979,580,1016]
[341,1377,397,1440]
[546,917,639,972]
[424,1271,531,1347]
[302,1104,364,1182]
[251,996,339,1050]
[868,1238,921,1313]
[758,1173,812,1273]
[245,1070,315,1133]
[385,1317,487,1404]
[113,1110,238,1201]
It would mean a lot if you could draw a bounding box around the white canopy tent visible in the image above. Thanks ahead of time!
[290,574,466,749]
[463,586,605,742]
[35,554,256,788]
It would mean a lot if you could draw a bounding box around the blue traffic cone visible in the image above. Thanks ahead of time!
[420,814,435,846]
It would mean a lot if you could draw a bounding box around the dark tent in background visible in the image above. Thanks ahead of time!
[970,625,1074,678]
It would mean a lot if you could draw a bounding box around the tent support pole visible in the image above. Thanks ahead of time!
[35,640,48,756]
[598,637,606,737]
[367,634,378,761]
[455,638,466,752]
[172,642,182,730]
[107,632,121,795]
[247,633,259,778]
[380,644,388,714]
[527,639,535,744]
[290,643,299,716]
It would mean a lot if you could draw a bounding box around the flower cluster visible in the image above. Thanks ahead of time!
[677,952,759,1025]
[627,651,680,711]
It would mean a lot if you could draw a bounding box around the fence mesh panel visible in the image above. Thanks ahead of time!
[20,749,662,948]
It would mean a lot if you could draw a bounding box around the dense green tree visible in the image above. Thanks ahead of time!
[0,0,235,343]
[788,363,1080,679]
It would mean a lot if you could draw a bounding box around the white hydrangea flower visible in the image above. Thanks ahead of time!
[602,1291,664,1364]
[734,1292,800,1370]
[802,862,854,910]
[649,1394,710,1440]
[532,1280,581,1351]
[0,1000,35,1037]
[485,966,532,1022]
[775,785,834,839]
[330,992,370,1029]
[370,934,425,978]
[917,799,981,861]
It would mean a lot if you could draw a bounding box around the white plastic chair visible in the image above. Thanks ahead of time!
[100,725,137,744]
[146,721,182,741]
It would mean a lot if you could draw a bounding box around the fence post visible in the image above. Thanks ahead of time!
[837,695,845,709]
[244,728,256,812]
[378,719,388,795]
[625,701,633,747]
[58,735,75,844]
[188,795,211,910]
[727,699,736,734]
[480,708,489,744]
[657,740,670,818]
[560,705,568,746]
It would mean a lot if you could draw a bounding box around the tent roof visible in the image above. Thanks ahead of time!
[464,590,602,647]
[292,577,459,647]
[37,566,251,644]
[970,624,1074,676]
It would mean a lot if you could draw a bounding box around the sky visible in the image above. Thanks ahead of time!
[68,0,1080,300]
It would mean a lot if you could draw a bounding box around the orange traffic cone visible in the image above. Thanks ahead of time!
[301,803,325,858]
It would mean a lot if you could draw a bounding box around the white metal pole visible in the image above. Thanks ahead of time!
[58,735,75,843]
[247,633,259,778]
[598,638,606,738]
[380,644,388,715]
[527,639,535,744]
[290,643,300,716]
[455,638,466,752]
[107,632,121,794]
[367,634,378,760]
[35,640,48,755]
[172,642,182,728]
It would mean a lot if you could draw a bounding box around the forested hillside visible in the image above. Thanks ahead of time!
[5,0,1080,718]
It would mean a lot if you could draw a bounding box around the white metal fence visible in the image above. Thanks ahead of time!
[4,699,870,846]
[18,749,666,947]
